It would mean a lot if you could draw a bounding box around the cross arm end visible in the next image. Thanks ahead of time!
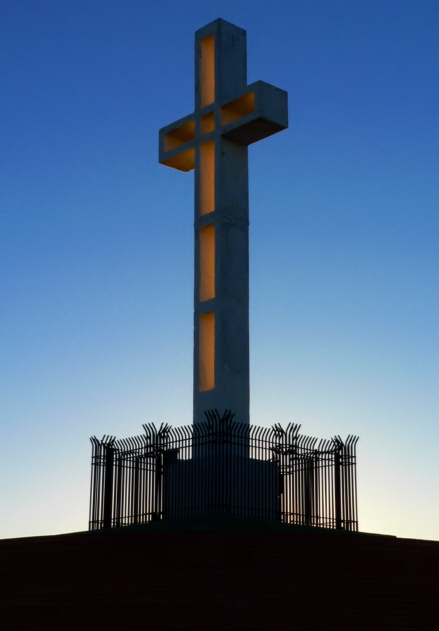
[159,113,196,172]
[221,81,288,146]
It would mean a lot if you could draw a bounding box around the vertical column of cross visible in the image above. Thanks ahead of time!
[193,20,250,426]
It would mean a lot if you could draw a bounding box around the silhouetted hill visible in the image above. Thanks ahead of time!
[1,517,438,629]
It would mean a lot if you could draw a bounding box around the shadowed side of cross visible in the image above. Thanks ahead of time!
[158,19,288,426]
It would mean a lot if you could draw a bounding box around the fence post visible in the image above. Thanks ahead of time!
[133,456,140,525]
[103,446,114,529]
[304,456,314,526]
[152,453,162,520]
[115,455,122,527]
[334,447,342,530]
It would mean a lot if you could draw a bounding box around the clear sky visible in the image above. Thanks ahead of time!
[1,0,438,540]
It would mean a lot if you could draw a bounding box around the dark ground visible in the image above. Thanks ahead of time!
[1,517,439,630]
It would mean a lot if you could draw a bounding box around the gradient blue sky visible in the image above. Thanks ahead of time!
[1,0,438,540]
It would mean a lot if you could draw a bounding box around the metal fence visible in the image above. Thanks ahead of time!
[89,410,358,531]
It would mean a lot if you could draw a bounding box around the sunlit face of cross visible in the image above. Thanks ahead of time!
[159,19,287,425]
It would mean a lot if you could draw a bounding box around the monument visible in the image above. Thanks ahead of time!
[159,18,288,426]
[89,19,359,531]
[5,18,439,631]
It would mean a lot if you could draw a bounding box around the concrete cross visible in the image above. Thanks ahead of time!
[159,19,288,425]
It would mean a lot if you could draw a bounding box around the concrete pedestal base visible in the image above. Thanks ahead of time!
[163,456,280,521]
